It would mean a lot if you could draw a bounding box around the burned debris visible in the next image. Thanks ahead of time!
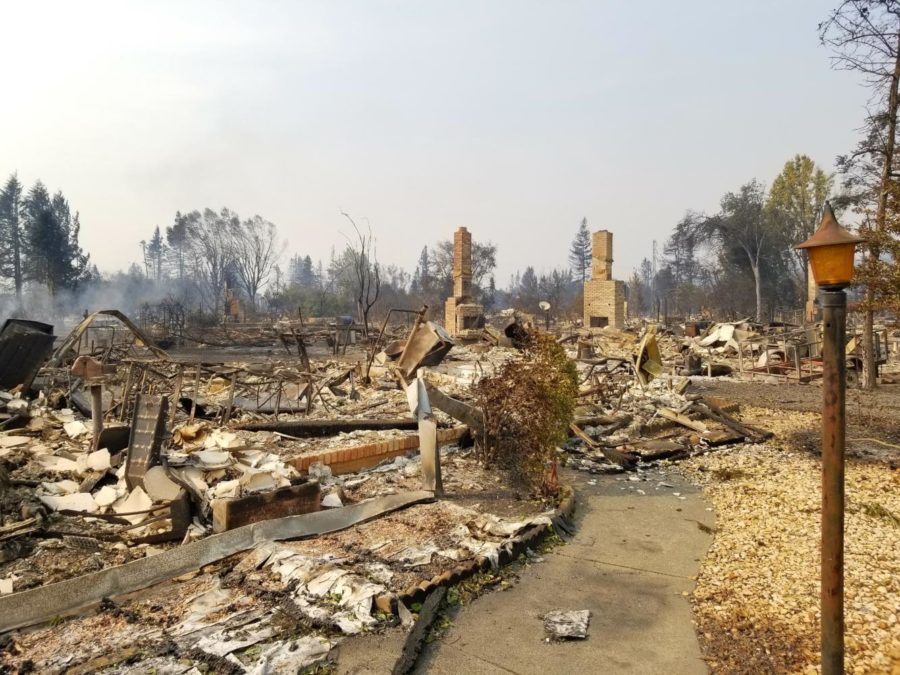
[0,221,895,673]
[0,300,572,672]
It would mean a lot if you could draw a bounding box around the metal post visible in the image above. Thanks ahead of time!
[90,383,103,452]
[820,289,846,675]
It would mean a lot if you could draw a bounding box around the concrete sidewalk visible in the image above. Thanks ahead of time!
[413,467,714,675]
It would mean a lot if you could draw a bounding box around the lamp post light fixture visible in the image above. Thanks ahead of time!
[794,202,863,675]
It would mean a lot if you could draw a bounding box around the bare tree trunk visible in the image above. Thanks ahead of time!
[864,33,900,389]
[752,262,762,324]
[13,236,22,309]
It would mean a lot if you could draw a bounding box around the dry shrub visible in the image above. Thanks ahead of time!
[474,330,577,493]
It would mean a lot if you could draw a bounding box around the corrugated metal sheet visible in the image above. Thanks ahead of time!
[0,319,55,391]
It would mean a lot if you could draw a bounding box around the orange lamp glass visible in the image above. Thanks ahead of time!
[794,203,863,289]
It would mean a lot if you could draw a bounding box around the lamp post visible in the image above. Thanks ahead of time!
[794,203,863,675]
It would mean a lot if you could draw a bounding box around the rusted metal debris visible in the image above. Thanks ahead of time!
[47,309,170,368]
[393,320,454,381]
[125,393,169,490]
[0,319,54,393]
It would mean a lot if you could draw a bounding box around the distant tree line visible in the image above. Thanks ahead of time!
[629,155,831,323]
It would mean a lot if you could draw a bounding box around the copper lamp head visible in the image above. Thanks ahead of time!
[794,202,863,289]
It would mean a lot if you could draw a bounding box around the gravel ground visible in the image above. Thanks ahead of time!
[692,379,900,467]
[678,396,900,674]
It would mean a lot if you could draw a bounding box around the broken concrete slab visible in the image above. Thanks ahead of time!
[543,609,591,640]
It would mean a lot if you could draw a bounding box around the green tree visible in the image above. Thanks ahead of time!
[821,1,900,387]
[515,266,540,311]
[628,270,646,317]
[23,183,89,296]
[288,254,316,288]
[0,174,26,306]
[141,226,166,282]
[411,246,432,299]
[568,217,591,284]
[766,155,832,301]
[538,267,574,319]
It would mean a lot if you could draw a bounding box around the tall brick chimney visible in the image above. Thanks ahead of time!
[583,229,625,329]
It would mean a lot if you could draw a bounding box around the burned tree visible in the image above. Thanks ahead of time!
[229,215,280,310]
[821,0,900,388]
[187,208,236,317]
[700,181,772,323]
[340,211,381,337]
[474,330,577,494]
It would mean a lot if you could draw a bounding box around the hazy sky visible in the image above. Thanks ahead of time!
[0,1,869,285]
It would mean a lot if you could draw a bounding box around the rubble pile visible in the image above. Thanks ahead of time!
[0,308,562,672]
[0,302,895,673]
[558,326,772,476]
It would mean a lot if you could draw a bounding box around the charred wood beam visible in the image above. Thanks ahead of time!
[423,383,484,437]
[691,400,773,443]
[569,423,637,469]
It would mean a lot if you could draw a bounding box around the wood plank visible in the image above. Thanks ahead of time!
[657,407,708,433]
[569,423,637,469]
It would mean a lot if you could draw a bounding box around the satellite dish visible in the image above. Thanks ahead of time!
[539,301,551,312]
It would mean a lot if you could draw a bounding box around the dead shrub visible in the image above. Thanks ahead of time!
[474,330,577,494]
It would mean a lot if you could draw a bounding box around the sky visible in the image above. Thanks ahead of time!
[0,0,870,286]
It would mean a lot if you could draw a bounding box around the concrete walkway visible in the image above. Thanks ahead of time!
[413,467,713,675]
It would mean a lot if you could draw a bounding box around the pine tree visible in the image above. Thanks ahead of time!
[22,183,89,296]
[0,174,26,306]
[414,246,431,296]
[483,275,497,311]
[300,255,315,287]
[146,226,166,282]
[166,211,193,287]
[569,218,591,283]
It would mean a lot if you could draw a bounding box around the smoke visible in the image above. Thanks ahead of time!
[0,273,177,336]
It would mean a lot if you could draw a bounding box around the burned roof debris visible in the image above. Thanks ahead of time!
[0,300,896,674]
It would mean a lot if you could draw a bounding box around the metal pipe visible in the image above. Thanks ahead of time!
[90,384,103,452]
[820,289,846,675]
